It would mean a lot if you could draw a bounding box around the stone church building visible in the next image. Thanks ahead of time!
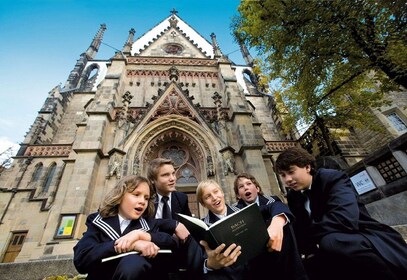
[0,11,406,271]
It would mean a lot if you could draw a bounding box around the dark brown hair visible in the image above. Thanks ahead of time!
[275,146,316,175]
[233,172,264,200]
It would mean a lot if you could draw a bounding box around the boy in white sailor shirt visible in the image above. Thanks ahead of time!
[73,175,188,280]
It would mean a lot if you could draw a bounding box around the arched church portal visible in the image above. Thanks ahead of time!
[140,128,209,217]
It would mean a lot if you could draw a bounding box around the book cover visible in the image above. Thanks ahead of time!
[101,249,172,262]
[177,203,269,266]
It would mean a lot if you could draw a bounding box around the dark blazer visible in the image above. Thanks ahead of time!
[154,191,192,220]
[287,168,407,275]
[73,212,177,279]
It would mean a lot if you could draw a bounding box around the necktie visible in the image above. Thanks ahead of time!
[161,196,171,219]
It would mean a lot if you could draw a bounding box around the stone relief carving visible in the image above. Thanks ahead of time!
[207,155,215,177]
[222,150,236,175]
[107,155,122,179]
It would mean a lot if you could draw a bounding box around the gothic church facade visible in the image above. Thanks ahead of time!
[1,11,406,265]
[0,12,292,262]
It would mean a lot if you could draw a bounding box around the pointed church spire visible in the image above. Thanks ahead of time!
[122,28,135,55]
[85,23,107,59]
[239,42,254,67]
[64,24,106,90]
[210,33,223,58]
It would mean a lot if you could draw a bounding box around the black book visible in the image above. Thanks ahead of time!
[177,203,269,266]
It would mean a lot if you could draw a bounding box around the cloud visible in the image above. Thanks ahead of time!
[0,137,20,155]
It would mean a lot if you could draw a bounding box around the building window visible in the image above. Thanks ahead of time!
[31,163,43,183]
[163,44,183,55]
[387,112,407,132]
[43,163,56,193]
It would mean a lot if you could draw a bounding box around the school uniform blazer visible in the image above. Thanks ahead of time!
[73,212,177,276]
[151,191,191,236]
[154,191,192,220]
[287,168,407,271]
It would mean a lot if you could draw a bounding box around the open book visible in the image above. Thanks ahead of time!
[177,203,269,265]
[101,249,172,262]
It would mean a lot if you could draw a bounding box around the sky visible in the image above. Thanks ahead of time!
[0,0,246,158]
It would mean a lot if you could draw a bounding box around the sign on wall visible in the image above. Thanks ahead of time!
[55,214,77,238]
[350,170,377,195]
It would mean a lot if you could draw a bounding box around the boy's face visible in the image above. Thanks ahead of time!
[153,164,176,196]
[118,182,150,220]
[278,164,312,191]
[201,183,227,215]
[235,177,260,204]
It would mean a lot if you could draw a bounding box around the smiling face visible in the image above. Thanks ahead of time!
[118,182,150,220]
[278,165,313,191]
[153,163,177,196]
[200,181,227,215]
[235,177,260,204]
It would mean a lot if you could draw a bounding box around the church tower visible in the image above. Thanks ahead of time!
[0,11,291,262]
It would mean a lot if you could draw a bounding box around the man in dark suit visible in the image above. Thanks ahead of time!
[147,157,193,276]
[147,157,192,220]
[275,147,407,280]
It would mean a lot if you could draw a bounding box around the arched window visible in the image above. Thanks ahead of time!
[42,163,56,193]
[79,64,100,91]
[31,163,43,183]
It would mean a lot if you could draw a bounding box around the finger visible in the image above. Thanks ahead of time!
[222,243,237,256]
[224,251,241,267]
[199,240,209,249]
[215,243,228,255]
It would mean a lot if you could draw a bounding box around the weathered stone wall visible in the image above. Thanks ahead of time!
[0,259,81,280]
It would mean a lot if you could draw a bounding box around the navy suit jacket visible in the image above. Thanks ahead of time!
[154,191,192,220]
[287,168,407,272]
[73,212,177,278]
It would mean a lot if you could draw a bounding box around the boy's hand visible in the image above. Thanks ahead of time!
[174,222,190,242]
[114,230,151,253]
[266,214,286,252]
[133,240,160,258]
[200,240,241,269]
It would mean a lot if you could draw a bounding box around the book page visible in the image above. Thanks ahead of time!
[101,249,172,262]
[177,213,209,229]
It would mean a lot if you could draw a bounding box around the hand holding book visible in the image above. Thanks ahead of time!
[177,203,269,266]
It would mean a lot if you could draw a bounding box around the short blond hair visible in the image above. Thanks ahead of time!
[196,179,223,205]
